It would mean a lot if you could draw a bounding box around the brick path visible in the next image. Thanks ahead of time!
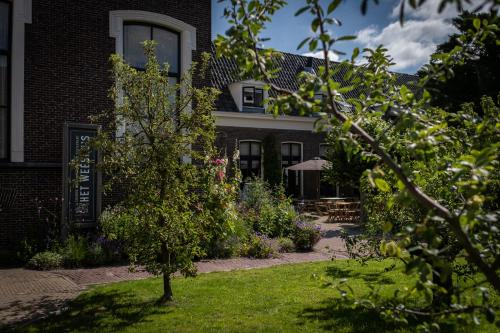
[0,219,357,327]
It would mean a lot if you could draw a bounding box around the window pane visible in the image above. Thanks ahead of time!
[281,144,289,157]
[124,25,150,69]
[291,144,300,157]
[0,56,7,106]
[0,107,6,159]
[243,87,254,106]
[153,28,179,74]
[254,89,263,107]
[240,160,248,169]
[240,142,250,156]
[251,142,260,156]
[251,160,260,169]
[0,2,9,51]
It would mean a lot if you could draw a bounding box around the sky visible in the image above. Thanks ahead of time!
[211,0,471,74]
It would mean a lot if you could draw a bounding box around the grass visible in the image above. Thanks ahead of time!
[14,260,498,333]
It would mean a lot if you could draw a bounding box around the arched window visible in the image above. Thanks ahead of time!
[123,23,180,82]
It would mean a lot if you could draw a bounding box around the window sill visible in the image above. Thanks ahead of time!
[241,107,265,113]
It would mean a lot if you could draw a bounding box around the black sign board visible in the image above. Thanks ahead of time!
[63,123,101,230]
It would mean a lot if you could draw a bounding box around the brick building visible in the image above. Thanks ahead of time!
[0,0,417,256]
[0,0,211,255]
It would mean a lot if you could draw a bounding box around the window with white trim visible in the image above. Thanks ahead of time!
[281,142,302,197]
[239,140,261,180]
[123,23,180,83]
[0,0,11,160]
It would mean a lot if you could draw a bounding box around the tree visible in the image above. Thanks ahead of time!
[322,127,376,192]
[90,42,221,303]
[214,0,500,329]
[262,134,282,188]
[420,11,500,112]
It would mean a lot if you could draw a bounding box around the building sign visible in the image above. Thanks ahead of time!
[63,123,101,228]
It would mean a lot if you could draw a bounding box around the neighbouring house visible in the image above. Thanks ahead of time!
[0,0,417,257]
[210,47,418,200]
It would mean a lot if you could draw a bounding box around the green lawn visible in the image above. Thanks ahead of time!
[16,260,497,333]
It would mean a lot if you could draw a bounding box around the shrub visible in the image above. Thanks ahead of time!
[241,233,275,259]
[277,237,295,253]
[62,235,89,267]
[240,179,297,238]
[292,221,321,251]
[27,251,63,270]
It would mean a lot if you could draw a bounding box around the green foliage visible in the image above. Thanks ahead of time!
[27,251,63,270]
[62,235,89,268]
[420,12,500,112]
[241,233,275,258]
[262,134,282,187]
[240,178,297,237]
[322,131,376,191]
[277,236,295,253]
[215,0,500,329]
[88,42,221,301]
[291,220,321,251]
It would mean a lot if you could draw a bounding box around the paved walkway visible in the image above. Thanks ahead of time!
[0,219,358,327]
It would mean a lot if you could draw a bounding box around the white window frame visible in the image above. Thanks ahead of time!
[109,10,196,77]
[238,139,263,180]
[281,141,303,197]
[7,0,31,162]
[109,10,196,163]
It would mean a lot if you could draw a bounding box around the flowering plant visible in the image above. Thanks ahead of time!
[292,220,321,251]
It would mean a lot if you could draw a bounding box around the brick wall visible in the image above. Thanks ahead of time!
[216,126,327,199]
[0,0,211,253]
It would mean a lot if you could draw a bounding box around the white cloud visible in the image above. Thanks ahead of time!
[302,50,340,62]
[354,0,474,72]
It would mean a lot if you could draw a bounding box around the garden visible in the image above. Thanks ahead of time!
[19,178,322,271]
[5,0,500,332]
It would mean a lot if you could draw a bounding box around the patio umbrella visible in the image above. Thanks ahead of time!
[285,157,330,171]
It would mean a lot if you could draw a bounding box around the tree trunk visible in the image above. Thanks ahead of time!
[159,272,173,304]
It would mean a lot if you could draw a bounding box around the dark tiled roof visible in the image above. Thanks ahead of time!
[210,44,419,112]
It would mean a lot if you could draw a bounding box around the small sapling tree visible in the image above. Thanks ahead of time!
[92,42,220,303]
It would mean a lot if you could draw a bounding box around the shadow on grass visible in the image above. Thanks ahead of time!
[9,290,171,333]
[299,298,394,333]
[325,265,396,285]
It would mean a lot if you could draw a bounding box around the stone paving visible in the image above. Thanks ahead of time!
[0,219,358,328]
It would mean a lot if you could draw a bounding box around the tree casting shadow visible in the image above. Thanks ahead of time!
[8,290,171,333]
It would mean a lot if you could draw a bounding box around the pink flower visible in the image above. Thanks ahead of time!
[216,170,225,181]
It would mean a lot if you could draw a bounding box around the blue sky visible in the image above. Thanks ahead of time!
[212,0,468,74]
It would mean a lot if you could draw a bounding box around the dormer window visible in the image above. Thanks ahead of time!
[242,87,263,108]
[314,93,324,103]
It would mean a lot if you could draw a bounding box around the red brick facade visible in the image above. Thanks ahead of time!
[0,0,211,253]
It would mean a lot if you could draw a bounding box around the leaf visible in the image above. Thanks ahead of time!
[311,18,321,32]
[473,18,481,30]
[328,0,342,14]
[351,47,360,62]
[297,37,311,50]
[374,178,390,192]
[361,0,368,15]
[295,6,309,17]
[337,35,357,42]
